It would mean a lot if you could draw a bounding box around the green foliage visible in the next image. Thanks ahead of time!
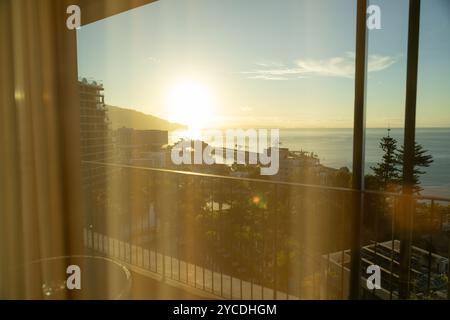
[369,129,433,195]
[397,142,434,193]
[370,132,401,192]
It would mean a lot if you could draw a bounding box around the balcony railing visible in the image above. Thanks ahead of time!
[82,161,450,300]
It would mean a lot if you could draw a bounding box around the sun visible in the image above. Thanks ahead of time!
[166,80,215,133]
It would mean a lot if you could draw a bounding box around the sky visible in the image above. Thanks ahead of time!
[77,0,450,129]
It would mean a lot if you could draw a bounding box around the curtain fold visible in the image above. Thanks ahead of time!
[0,0,160,299]
[0,0,82,298]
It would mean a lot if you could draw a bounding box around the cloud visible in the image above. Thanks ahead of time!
[254,60,285,68]
[243,52,398,80]
[367,54,397,72]
[247,75,290,81]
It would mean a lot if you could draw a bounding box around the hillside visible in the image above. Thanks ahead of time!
[107,105,186,131]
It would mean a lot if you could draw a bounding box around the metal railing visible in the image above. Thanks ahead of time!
[82,161,450,300]
[361,190,450,299]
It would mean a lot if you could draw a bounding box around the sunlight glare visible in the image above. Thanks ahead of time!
[166,80,215,133]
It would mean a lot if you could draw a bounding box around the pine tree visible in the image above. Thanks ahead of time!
[370,129,400,192]
[397,142,433,194]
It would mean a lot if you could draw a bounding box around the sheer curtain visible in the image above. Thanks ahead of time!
[0,0,155,299]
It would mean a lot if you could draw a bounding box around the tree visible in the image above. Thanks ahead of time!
[396,142,433,194]
[370,129,401,192]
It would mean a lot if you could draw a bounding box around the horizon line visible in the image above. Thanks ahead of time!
[106,105,449,130]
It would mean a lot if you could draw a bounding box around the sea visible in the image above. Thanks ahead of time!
[170,128,450,199]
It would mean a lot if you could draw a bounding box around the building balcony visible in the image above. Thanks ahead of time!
[82,161,450,300]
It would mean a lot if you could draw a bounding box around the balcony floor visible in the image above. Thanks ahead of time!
[129,271,212,300]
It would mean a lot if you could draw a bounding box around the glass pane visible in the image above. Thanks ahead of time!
[77,0,358,300]
[364,0,450,300]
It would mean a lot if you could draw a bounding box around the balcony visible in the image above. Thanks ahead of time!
[2,0,449,303]
[82,161,450,300]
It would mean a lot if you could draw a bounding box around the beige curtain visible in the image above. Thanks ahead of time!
[0,0,82,298]
[0,0,156,299]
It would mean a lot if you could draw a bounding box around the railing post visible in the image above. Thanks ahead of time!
[273,184,278,300]
[426,200,434,297]
[448,232,450,300]
[399,0,421,300]
[350,0,368,300]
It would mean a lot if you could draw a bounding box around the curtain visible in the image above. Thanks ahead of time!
[0,0,155,299]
